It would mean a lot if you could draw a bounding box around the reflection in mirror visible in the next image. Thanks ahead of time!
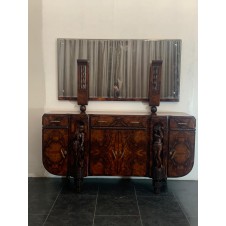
[58,39,181,101]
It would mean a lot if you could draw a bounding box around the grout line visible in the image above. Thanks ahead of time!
[42,186,63,226]
[92,185,99,226]
[95,214,140,217]
[134,186,143,226]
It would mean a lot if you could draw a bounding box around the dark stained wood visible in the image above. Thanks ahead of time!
[77,60,89,106]
[149,116,168,178]
[42,114,69,127]
[42,113,196,193]
[90,115,148,129]
[169,116,196,130]
[42,128,68,175]
[167,116,196,177]
[58,96,180,102]
[149,60,163,108]
[90,115,148,176]
[69,114,89,178]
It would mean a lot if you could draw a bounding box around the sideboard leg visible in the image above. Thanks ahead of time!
[74,167,83,192]
[72,123,85,193]
[74,177,83,193]
[153,166,167,194]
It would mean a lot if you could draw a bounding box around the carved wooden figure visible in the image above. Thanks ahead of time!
[72,123,85,192]
[152,124,167,194]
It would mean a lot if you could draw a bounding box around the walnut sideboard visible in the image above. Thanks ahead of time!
[42,112,196,193]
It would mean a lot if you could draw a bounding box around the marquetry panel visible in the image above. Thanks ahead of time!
[167,130,195,177]
[42,129,68,175]
[90,129,148,176]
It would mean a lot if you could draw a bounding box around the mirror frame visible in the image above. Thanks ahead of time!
[57,39,181,102]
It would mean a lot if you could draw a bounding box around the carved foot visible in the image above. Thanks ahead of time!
[153,181,161,194]
[74,167,84,192]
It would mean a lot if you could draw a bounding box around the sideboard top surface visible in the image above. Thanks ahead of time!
[43,111,193,117]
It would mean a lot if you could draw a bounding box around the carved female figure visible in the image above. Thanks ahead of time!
[153,125,164,168]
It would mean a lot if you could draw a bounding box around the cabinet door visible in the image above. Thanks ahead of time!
[42,129,68,175]
[167,130,195,177]
[90,129,148,176]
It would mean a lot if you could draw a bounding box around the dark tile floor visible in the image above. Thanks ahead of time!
[28,177,198,226]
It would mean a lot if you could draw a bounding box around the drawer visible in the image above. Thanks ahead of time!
[90,115,148,128]
[42,114,69,127]
[169,116,196,130]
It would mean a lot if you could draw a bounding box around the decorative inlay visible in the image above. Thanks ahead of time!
[90,129,147,176]
[149,60,162,108]
[80,65,87,89]
[152,66,160,91]
[43,129,68,175]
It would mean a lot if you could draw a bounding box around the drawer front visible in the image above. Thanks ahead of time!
[169,116,196,130]
[90,115,148,129]
[43,114,69,127]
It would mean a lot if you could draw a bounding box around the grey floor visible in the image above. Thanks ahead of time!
[28,177,198,226]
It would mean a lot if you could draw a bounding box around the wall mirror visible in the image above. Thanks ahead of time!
[58,39,181,101]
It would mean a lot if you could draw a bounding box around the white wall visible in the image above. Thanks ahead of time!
[29,0,198,180]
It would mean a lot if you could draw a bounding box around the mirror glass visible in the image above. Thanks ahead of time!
[58,39,181,101]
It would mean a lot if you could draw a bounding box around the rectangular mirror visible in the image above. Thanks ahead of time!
[58,39,181,101]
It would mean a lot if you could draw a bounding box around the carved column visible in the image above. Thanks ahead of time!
[152,123,167,194]
[149,60,162,115]
[72,123,85,192]
[77,59,89,114]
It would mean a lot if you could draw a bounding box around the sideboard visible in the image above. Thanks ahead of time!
[42,112,195,193]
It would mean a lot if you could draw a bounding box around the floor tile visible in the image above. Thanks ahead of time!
[61,177,99,196]
[138,196,188,225]
[28,177,63,194]
[94,215,142,226]
[50,194,97,215]
[28,178,198,226]
[141,215,189,226]
[98,178,135,196]
[28,193,59,215]
[28,214,47,226]
[96,195,139,216]
[44,213,94,226]
[44,194,97,225]
[168,180,198,218]
[188,216,198,226]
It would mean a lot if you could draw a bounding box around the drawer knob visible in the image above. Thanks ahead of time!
[177,122,187,125]
[50,120,61,123]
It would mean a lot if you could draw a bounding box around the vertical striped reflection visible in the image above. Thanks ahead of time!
[57,39,181,100]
